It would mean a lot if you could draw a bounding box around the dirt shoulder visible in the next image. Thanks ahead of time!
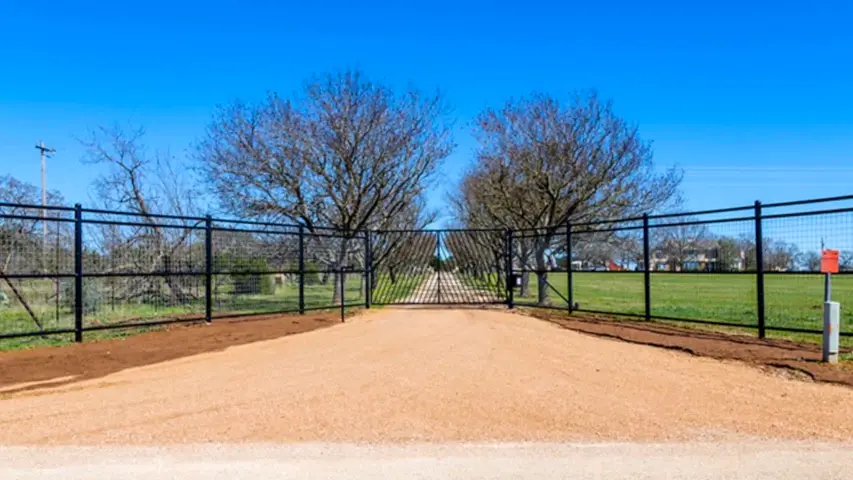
[0,312,341,393]
[523,308,853,387]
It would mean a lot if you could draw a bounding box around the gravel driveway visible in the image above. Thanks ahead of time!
[2,308,852,478]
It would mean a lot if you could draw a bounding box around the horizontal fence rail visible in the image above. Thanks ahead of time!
[2,193,853,344]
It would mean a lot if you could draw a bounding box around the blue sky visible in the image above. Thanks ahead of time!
[1,0,851,227]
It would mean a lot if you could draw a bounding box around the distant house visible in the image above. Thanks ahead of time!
[650,239,747,272]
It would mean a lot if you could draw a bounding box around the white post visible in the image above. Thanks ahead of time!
[823,273,840,363]
[823,302,840,363]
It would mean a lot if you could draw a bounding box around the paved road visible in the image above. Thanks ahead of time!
[2,442,851,479]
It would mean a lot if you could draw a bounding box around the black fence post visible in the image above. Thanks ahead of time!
[567,221,573,314]
[340,265,346,323]
[754,200,766,338]
[204,215,212,323]
[73,204,83,342]
[298,225,305,314]
[506,229,514,309]
[364,231,372,309]
[436,231,442,304]
[642,213,651,322]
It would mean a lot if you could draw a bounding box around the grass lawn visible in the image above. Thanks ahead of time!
[0,273,379,350]
[5,270,852,349]
[513,272,853,335]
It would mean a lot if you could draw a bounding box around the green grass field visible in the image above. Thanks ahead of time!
[0,273,376,350]
[4,270,852,350]
[513,272,853,334]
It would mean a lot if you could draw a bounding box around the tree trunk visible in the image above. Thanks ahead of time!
[536,243,550,306]
[520,271,530,298]
[537,271,550,306]
[333,272,344,305]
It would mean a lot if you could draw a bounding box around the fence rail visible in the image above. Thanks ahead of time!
[511,195,853,338]
[0,205,370,342]
[2,194,853,344]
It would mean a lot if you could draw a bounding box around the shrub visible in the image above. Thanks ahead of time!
[62,281,103,315]
[303,261,321,285]
[218,255,274,295]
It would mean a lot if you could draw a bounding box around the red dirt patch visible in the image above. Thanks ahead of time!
[0,312,341,393]
[524,308,853,387]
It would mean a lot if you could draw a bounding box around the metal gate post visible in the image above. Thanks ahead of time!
[642,214,651,322]
[436,231,441,304]
[567,221,573,314]
[364,231,372,309]
[298,225,305,315]
[506,229,514,309]
[204,215,212,322]
[73,204,83,342]
[340,265,346,322]
[754,201,766,338]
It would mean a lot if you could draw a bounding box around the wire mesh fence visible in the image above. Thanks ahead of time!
[647,213,757,327]
[0,203,76,339]
[571,220,645,316]
[760,203,853,335]
[0,203,368,344]
[2,195,853,344]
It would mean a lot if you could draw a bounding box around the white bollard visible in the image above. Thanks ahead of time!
[823,301,840,363]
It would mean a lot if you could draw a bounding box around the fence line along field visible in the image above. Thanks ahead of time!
[513,272,853,334]
[3,194,853,346]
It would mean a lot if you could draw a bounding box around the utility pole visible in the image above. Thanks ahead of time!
[34,141,56,251]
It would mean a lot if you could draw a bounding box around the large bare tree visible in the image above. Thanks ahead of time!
[196,69,453,302]
[452,90,681,304]
[80,124,204,311]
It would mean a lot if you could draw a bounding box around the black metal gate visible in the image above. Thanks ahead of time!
[369,229,507,305]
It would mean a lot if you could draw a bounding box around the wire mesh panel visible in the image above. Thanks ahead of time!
[512,227,569,308]
[761,208,853,335]
[648,215,757,326]
[211,224,301,317]
[81,211,206,328]
[303,232,366,309]
[0,204,76,338]
[441,229,506,304]
[571,222,645,315]
[370,230,437,304]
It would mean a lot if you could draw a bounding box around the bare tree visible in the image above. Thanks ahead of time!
[840,251,853,272]
[803,251,821,271]
[452,90,681,304]
[196,69,453,302]
[79,124,203,311]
